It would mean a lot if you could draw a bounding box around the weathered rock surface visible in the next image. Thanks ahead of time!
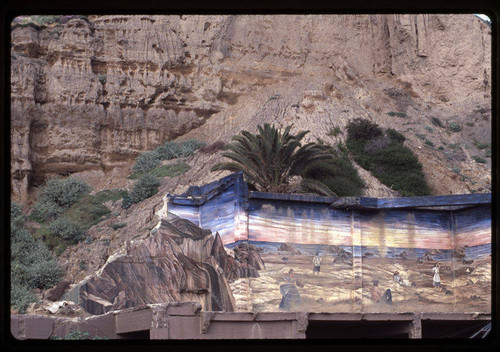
[43,280,71,302]
[11,15,491,204]
[71,212,263,314]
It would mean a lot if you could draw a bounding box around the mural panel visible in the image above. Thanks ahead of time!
[166,174,491,314]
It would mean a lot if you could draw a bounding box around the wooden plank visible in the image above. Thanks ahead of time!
[375,194,491,209]
[249,191,335,204]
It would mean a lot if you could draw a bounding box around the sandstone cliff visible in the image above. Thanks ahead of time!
[11,14,491,204]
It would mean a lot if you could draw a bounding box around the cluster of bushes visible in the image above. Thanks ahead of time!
[122,174,160,209]
[345,118,431,197]
[124,139,205,209]
[30,178,92,252]
[387,111,408,118]
[448,122,463,133]
[12,15,89,29]
[11,202,62,313]
[303,153,365,197]
[30,178,91,223]
[30,178,126,254]
[132,139,205,176]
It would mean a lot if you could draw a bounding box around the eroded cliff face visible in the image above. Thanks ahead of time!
[11,14,491,204]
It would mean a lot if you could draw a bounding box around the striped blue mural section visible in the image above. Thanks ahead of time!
[164,173,491,314]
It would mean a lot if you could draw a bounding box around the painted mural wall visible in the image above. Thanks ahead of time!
[166,173,491,314]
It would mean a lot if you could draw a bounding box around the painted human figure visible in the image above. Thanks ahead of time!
[372,280,392,305]
[312,253,321,275]
[279,269,301,310]
[393,271,403,285]
[432,263,441,288]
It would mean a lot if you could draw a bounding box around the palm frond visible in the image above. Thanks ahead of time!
[300,178,338,197]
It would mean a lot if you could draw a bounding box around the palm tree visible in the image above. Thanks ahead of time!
[211,124,336,195]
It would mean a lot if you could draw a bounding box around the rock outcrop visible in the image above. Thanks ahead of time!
[72,212,263,315]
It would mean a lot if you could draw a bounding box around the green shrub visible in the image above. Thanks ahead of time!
[125,174,160,206]
[10,283,37,313]
[448,122,462,133]
[48,217,85,242]
[364,136,390,154]
[29,199,63,222]
[386,128,406,144]
[156,142,183,160]
[473,139,490,150]
[178,139,206,157]
[346,118,383,143]
[484,150,491,158]
[465,121,475,127]
[431,117,444,128]
[438,146,444,151]
[452,167,461,174]
[64,194,111,231]
[387,111,407,118]
[472,155,487,164]
[337,142,348,153]
[424,139,434,147]
[11,202,24,219]
[328,126,342,137]
[110,223,127,230]
[346,118,430,196]
[38,177,91,208]
[415,133,426,140]
[91,189,128,204]
[303,156,365,196]
[424,126,434,133]
[149,162,191,178]
[11,203,62,311]
[132,150,162,174]
[121,192,132,209]
[133,139,205,177]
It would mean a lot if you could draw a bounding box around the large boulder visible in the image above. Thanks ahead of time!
[78,213,236,314]
[75,213,265,315]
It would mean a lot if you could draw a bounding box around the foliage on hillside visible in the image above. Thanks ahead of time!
[345,118,431,196]
[303,147,365,197]
[123,139,204,208]
[30,178,125,255]
[212,124,335,195]
[11,202,63,313]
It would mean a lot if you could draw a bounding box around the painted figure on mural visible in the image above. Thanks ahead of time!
[312,252,321,275]
[371,280,392,305]
[393,271,412,287]
[393,271,403,285]
[279,269,301,311]
[432,263,441,288]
